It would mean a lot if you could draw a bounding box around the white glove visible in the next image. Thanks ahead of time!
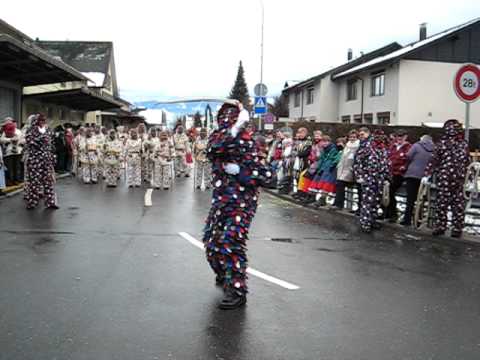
[421,176,430,185]
[231,109,250,137]
[224,163,240,175]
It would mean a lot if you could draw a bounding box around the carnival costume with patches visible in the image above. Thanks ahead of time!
[193,134,212,189]
[353,130,391,232]
[173,130,191,177]
[426,119,470,236]
[125,134,143,187]
[104,131,123,187]
[137,125,149,183]
[79,132,99,184]
[24,114,58,209]
[95,130,106,180]
[144,129,160,183]
[202,103,275,309]
[72,130,84,177]
[150,135,175,190]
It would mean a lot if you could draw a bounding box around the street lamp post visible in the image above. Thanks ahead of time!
[258,0,265,131]
[260,0,264,89]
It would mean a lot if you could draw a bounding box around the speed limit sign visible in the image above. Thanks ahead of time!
[454,64,480,103]
[453,64,480,142]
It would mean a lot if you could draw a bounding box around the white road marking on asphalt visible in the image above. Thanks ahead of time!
[178,232,300,290]
[144,189,153,207]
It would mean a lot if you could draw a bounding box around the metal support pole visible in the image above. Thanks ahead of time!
[466,102,471,143]
[260,0,264,88]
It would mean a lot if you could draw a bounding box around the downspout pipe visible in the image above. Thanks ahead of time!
[355,76,364,122]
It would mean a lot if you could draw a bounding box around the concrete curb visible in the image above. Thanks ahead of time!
[0,173,71,201]
[263,189,480,252]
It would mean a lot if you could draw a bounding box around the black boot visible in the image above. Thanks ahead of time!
[218,288,247,310]
[215,275,224,288]
[302,194,316,204]
[372,222,382,230]
[451,230,462,238]
[432,229,446,236]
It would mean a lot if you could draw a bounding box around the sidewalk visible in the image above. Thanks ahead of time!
[0,173,71,199]
[263,188,480,252]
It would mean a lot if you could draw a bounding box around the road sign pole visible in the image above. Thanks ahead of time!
[466,102,471,143]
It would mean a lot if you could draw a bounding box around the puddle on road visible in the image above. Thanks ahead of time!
[316,247,349,253]
[270,238,295,243]
[33,236,59,247]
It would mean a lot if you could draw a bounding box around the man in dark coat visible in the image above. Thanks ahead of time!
[425,119,470,238]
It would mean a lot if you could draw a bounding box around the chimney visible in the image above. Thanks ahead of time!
[419,23,427,41]
[347,48,353,61]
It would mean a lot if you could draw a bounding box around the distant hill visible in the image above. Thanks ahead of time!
[134,100,223,117]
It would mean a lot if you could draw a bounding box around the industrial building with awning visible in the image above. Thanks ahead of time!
[23,88,123,112]
[0,33,89,122]
[0,34,86,86]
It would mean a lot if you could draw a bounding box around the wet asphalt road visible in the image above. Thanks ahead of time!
[1,177,480,360]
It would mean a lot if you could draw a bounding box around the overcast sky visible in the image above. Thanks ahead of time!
[3,0,480,102]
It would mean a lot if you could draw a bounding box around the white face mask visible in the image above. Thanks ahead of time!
[38,126,46,134]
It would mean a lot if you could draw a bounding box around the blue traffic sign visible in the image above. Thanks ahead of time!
[254,96,267,114]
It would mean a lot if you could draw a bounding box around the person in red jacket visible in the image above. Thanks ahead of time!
[385,130,411,222]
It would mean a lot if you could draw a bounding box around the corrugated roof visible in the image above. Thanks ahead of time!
[35,41,113,82]
[0,34,87,86]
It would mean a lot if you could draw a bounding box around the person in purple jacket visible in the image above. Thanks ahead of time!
[400,135,434,226]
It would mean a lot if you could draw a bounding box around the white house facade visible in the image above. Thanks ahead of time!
[284,18,480,128]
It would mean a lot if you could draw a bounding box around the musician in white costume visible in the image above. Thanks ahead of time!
[150,130,175,190]
[103,130,123,187]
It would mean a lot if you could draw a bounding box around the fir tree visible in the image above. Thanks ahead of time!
[229,61,250,108]
[194,111,202,128]
[271,94,289,118]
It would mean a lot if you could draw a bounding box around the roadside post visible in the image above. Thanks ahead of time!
[254,83,268,131]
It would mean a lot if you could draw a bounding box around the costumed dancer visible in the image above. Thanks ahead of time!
[425,119,470,237]
[95,127,107,180]
[144,128,159,184]
[125,129,143,188]
[203,101,275,310]
[173,126,191,178]
[103,130,123,187]
[137,123,148,183]
[23,114,58,210]
[353,128,391,233]
[150,130,175,190]
[72,127,85,177]
[79,128,99,184]
[193,128,212,190]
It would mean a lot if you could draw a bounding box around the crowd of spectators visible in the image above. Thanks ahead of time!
[264,119,470,237]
